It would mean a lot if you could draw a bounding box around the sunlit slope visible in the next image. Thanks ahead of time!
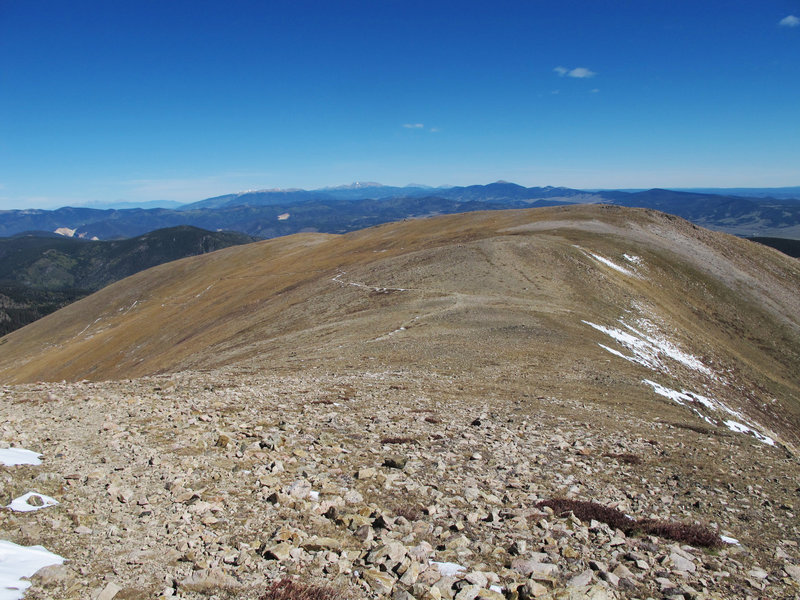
[1,205,798,445]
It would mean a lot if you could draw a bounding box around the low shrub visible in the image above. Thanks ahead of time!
[637,519,723,548]
[536,499,636,533]
[672,422,713,435]
[260,578,345,600]
[536,498,722,548]
[603,452,642,465]
[380,436,415,444]
[393,504,423,521]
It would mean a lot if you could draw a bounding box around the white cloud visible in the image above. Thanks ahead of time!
[779,14,799,27]
[554,66,596,78]
[402,123,425,129]
[568,67,596,78]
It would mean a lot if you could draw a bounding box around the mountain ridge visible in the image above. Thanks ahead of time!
[3,183,800,241]
[2,204,797,447]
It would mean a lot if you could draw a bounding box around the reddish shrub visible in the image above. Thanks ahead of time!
[394,504,422,521]
[536,498,722,548]
[637,519,723,548]
[260,579,345,600]
[536,499,636,533]
[603,452,642,465]
[380,436,415,445]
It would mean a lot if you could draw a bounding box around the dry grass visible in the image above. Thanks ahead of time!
[537,498,722,548]
[260,579,345,600]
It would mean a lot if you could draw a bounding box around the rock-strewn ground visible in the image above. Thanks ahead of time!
[2,367,798,600]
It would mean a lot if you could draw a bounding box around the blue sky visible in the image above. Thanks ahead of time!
[1,1,799,209]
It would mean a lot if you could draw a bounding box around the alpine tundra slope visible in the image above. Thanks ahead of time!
[0,205,798,599]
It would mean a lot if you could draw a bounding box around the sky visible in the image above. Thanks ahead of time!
[1,1,799,209]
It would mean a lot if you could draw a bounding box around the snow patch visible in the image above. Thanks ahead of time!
[119,300,139,314]
[332,271,408,293]
[277,213,290,221]
[429,561,466,577]
[0,540,65,600]
[623,254,643,265]
[53,227,76,237]
[720,535,740,545]
[641,380,715,410]
[724,420,775,446]
[373,326,407,342]
[7,492,58,513]
[642,380,775,445]
[584,319,712,376]
[0,449,41,467]
[588,252,637,276]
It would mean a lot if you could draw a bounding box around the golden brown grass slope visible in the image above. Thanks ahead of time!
[1,205,799,447]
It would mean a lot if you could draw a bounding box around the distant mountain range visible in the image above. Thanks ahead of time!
[2,182,799,241]
[0,226,256,335]
[673,186,800,199]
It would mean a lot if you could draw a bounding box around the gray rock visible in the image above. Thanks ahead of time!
[32,564,74,587]
[343,489,363,504]
[94,582,122,600]
[511,559,558,577]
[669,552,696,573]
[364,568,396,595]
[568,569,594,587]
[784,563,800,582]
[464,571,488,588]
[180,569,239,593]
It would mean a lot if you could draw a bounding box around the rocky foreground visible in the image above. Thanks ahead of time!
[1,367,799,600]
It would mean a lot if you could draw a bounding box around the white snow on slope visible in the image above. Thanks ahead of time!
[642,380,775,446]
[720,535,740,545]
[584,319,712,376]
[430,561,466,577]
[0,449,41,467]
[588,252,637,277]
[0,540,64,600]
[331,271,408,292]
[585,305,777,447]
[724,420,775,446]
[573,245,641,277]
[0,451,65,599]
[7,492,59,513]
[642,379,718,411]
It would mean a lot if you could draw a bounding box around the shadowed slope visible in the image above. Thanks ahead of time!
[1,205,798,447]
